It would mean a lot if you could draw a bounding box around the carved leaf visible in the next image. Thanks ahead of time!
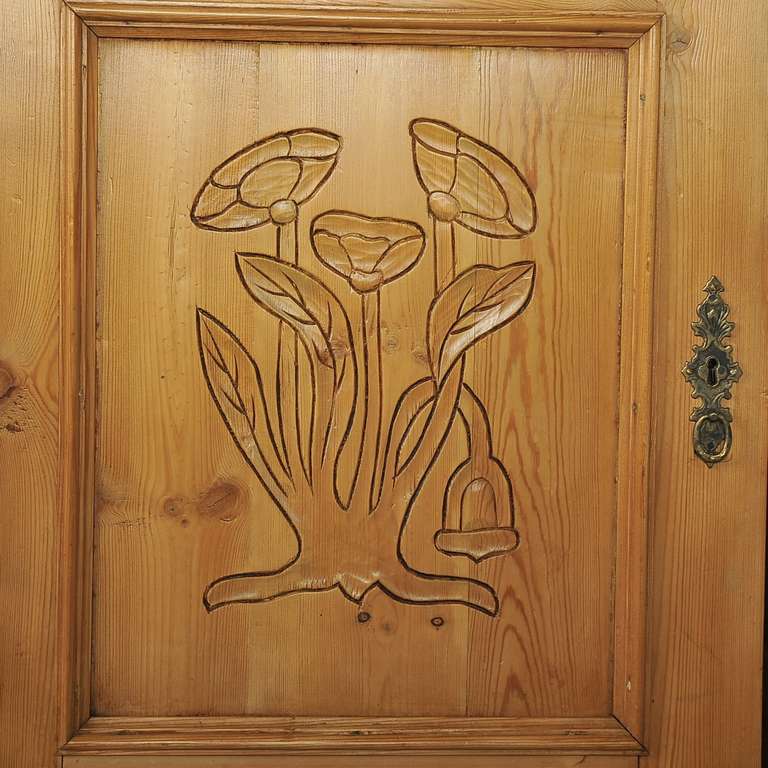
[196,309,289,499]
[427,261,535,383]
[236,254,354,387]
[236,254,357,469]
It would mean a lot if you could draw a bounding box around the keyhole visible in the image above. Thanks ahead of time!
[706,357,719,386]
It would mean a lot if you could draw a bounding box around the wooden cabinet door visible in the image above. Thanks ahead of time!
[1,2,765,767]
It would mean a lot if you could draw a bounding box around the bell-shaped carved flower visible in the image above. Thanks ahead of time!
[410,118,536,239]
[435,458,520,562]
[310,211,426,294]
[191,129,341,231]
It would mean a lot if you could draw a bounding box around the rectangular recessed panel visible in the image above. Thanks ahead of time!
[93,38,626,718]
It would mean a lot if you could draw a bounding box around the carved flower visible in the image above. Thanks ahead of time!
[191,129,341,231]
[409,118,536,238]
[310,211,426,293]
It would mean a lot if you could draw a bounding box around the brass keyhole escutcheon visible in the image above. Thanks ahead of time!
[682,277,742,467]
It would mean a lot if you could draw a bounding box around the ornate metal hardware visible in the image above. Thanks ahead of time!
[682,276,742,467]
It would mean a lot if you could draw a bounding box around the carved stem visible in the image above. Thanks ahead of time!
[354,290,383,511]
[459,384,493,456]
[392,359,464,500]
[433,217,455,295]
[276,218,296,264]
[275,219,310,486]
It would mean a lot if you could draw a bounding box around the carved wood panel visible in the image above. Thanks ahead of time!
[57,6,661,761]
[92,38,626,718]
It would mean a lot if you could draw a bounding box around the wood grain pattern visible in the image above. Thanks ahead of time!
[62,756,639,768]
[91,38,629,723]
[643,0,768,766]
[612,20,661,738]
[59,10,99,743]
[1,1,765,767]
[0,1,61,767]
[63,714,642,754]
[66,2,661,48]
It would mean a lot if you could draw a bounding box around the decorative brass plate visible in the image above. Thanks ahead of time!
[682,276,742,467]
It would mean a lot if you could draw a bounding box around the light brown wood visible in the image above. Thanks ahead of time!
[66,2,661,47]
[643,0,768,766]
[63,756,639,768]
[0,1,765,767]
[86,34,640,737]
[59,9,99,741]
[0,1,61,766]
[63,715,642,754]
[612,20,662,737]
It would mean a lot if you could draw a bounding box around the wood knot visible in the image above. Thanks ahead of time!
[0,363,18,406]
[162,495,190,527]
[381,327,400,354]
[668,28,693,54]
[197,481,245,523]
[411,345,430,367]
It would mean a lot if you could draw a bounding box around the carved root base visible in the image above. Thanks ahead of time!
[203,558,499,616]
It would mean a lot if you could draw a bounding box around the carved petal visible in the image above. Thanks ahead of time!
[409,118,537,240]
[290,156,338,203]
[378,235,425,283]
[311,231,352,277]
[451,153,508,219]
[457,211,520,238]
[194,201,270,231]
[413,140,456,193]
[339,234,390,273]
[458,136,536,234]
[192,128,342,232]
[288,130,341,158]
[212,134,291,187]
[191,182,238,221]
[239,158,302,208]
[427,261,536,383]
[410,119,459,154]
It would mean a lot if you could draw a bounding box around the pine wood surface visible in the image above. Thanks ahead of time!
[0,1,765,767]
[91,38,625,719]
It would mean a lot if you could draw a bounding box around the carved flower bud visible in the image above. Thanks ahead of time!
[310,211,426,294]
[435,459,520,562]
[428,191,461,222]
[269,199,298,225]
[350,270,384,293]
[410,118,537,238]
[191,129,341,231]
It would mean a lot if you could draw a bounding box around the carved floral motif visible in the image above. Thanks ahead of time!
[191,120,538,617]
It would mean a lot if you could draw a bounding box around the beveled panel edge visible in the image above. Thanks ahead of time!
[611,18,663,743]
[61,715,645,756]
[58,5,99,748]
[64,1,662,47]
[62,756,641,768]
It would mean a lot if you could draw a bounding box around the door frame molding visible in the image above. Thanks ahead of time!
[57,1,663,759]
